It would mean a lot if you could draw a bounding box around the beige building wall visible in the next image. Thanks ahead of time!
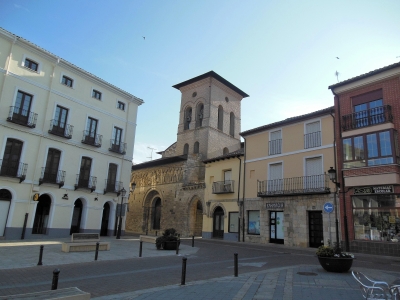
[0,28,143,239]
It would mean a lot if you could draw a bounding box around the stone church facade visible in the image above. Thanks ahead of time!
[126,71,249,237]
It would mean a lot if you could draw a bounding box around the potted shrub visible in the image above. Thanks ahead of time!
[156,228,180,250]
[316,242,354,273]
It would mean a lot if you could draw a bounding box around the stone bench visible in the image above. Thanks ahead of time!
[62,233,110,253]
[140,235,157,244]
[0,287,90,299]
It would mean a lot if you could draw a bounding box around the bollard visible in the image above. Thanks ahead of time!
[192,235,194,247]
[234,253,238,277]
[37,245,44,266]
[181,257,187,285]
[139,241,143,257]
[51,268,60,290]
[94,242,99,261]
[176,240,179,255]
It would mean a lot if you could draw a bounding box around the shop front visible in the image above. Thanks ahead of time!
[349,185,400,256]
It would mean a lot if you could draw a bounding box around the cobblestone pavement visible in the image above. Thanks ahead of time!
[1,236,400,299]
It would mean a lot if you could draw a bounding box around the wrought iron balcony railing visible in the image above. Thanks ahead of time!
[0,160,27,183]
[48,120,73,139]
[7,106,37,128]
[212,180,234,194]
[257,174,330,197]
[104,180,123,195]
[304,131,321,149]
[342,105,393,131]
[39,168,65,188]
[269,139,282,155]
[81,131,102,147]
[109,140,126,154]
[74,174,97,192]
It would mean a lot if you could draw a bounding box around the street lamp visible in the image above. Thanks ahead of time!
[116,187,127,239]
[327,167,341,252]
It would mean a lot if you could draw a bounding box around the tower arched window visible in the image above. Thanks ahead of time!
[183,143,189,155]
[218,105,223,131]
[223,147,229,155]
[196,103,204,128]
[230,112,235,136]
[184,107,192,130]
[194,142,199,154]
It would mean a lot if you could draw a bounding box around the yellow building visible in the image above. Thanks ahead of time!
[202,147,244,241]
[240,107,338,248]
[0,28,143,239]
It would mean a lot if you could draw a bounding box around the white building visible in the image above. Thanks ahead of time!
[0,28,143,240]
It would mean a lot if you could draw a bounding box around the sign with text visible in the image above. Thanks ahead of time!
[354,185,393,194]
[266,202,284,209]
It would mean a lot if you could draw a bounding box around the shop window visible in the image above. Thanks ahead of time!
[229,212,239,233]
[352,194,400,242]
[247,210,260,235]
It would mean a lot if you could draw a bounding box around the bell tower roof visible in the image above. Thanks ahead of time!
[172,71,249,98]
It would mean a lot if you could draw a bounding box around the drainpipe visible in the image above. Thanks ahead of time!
[330,88,350,251]
[236,155,242,242]
[241,137,247,242]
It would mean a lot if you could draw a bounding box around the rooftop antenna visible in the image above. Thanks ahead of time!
[147,147,156,161]
[335,70,340,83]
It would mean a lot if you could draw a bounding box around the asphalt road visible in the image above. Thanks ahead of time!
[0,239,399,298]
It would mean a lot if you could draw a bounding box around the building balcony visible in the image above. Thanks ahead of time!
[257,174,330,197]
[7,106,37,128]
[74,174,97,192]
[269,139,282,155]
[0,160,27,183]
[103,180,123,195]
[109,140,126,155]
[342,105,393,131]
[39,168,65,188]
[48,120,73,139]
[81,131,102,147]
[212,180,235,194]
[304,131,321,149]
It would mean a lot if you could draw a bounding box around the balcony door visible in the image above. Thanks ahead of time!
[268,163,283,193]
[85,117,98,144]
[305,157,323,191]
[112,127,122,151]
[224,170,232,192]
[44,148,61,183]
[52,105,68,135]
[1,139,23,177]
[14,91,32,124]
[79,157,92,187]
[107,163,117,192]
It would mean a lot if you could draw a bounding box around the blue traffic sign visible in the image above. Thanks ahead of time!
[323,202,334,213]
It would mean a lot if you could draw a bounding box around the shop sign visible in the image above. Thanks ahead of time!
[354,185,393,194]
[266,202,284,209]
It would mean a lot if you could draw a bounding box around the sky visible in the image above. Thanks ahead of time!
[1,0,399,164]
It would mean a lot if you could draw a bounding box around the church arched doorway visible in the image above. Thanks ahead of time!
[0,189,12,237]
[213,206,224,238]
[100,202,110,236]
[152,198,161,230]
[32,194,51,234]
[70,199,83,234]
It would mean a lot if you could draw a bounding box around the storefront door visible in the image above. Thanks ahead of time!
[309,211,323,248]
[270,211,284,244]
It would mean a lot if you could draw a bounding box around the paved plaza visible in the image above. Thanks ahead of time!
[0,236,399,300]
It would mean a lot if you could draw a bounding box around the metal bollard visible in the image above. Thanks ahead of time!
[94,242,99,261]
[181,257,187,285]
[139,241,143,257]
[192,235,194,247]
[234,253,238,277]
[51,268,60,290]
[37,245,44,266]
[176,240,179,255]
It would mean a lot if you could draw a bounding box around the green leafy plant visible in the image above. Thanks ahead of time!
[156,228,180,250]
[316,245,354,258]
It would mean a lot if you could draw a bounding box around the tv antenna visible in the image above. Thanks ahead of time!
[335,70,340,83]
[147,147,156,161]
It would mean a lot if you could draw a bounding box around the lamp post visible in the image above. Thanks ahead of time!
[327,167,340,252]
[116,187,126,239]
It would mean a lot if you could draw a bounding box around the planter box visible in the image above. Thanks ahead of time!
[317,256,353,273]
